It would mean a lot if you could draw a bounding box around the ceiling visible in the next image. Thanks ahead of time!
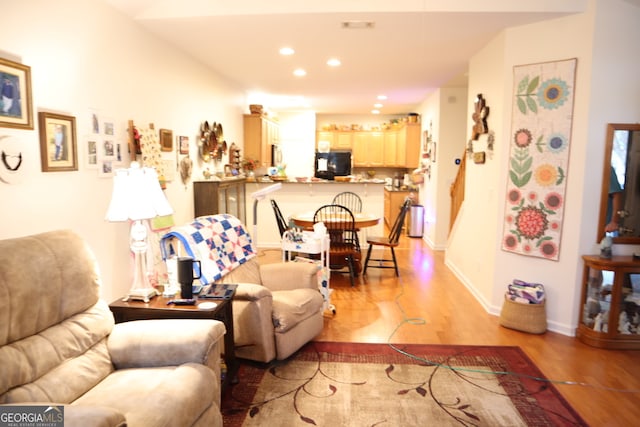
[102,0,604,115]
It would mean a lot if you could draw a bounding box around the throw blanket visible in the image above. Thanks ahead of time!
[161,215,257,284]
[506,279,546,304]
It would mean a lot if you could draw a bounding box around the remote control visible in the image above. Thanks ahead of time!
[167,298,197,306]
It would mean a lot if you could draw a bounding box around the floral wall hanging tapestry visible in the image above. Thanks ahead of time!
[502,58,577,261]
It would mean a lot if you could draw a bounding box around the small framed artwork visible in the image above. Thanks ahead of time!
[85,138,98,168]
[178,135,189,154]
[0,57,33,129]
[38,112,78,172]
[160,128,173,152]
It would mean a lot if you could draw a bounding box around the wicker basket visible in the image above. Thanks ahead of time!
[499,296,547,334]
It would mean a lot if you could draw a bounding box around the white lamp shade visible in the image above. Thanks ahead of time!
[105,163,173,222]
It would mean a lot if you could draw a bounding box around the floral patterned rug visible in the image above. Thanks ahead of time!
[222,342,586,426]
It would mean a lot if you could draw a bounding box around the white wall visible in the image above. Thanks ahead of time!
[278,111,316,178]
[445,0,640,335]
[0,0,244,302]
[446,31,507,310]
[414,87,468,250]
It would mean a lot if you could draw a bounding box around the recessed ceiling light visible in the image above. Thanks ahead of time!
[371,109,380,115]
[374,103,383,108]
[293,68,307,77]
[327,58,341,67]
[279,47,295,56]
[377,95,387,100]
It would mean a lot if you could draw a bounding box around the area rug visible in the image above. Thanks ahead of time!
[222,342,586,426]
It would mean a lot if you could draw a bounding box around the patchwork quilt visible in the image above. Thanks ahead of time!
[161,214,257,284]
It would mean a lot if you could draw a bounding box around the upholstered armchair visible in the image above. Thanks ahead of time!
[215,258,324,362]
[0,230,226,427]
[162,215,325,363]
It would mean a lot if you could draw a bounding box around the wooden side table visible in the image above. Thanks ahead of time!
[109,294,238,390]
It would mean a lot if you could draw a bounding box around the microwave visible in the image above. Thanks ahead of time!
[271,144,282,166]
[314,151,351,180]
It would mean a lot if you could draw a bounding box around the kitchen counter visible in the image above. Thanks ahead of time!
[244,180,385,247]
[252,177,386,185]
[384,185,419,192]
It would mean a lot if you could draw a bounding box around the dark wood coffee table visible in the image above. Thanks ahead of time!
[109,294,238,391]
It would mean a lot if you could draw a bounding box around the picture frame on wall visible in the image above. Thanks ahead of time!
[38,112,78,172]
[178,135,189,154]
[160,128,173,152]
[0,57,33,129]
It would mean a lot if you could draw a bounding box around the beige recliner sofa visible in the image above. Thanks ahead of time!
[0,230,226,427]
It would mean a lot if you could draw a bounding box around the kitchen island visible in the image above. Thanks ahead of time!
[244,180,385,247]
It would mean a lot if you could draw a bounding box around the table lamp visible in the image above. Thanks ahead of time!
[105,161,173,302]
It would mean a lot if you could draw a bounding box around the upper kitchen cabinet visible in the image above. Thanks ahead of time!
[383,130,398,167]
[316,130,353,151]
[319,122,420,168]
[403,123,421,169]
[353,131,384,167]
[243,114,280,168]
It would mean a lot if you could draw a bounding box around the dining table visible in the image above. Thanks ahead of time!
[290,211,380,230]
[290,211,381,275]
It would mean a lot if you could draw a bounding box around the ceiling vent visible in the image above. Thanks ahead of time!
[341,21,375,29]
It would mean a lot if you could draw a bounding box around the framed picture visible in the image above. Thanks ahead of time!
[160,128,173,152]
[178,135,189,154]
[0,57,33,129]
[38,112,77,172]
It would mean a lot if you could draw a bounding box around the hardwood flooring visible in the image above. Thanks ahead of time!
[258,233,640,426]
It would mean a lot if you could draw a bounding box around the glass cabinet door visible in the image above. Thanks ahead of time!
[582,267,614,332]
[618,272,640,334]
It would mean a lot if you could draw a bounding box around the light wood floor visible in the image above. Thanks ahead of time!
[258,233,640,426]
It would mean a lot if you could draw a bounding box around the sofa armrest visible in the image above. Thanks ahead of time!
[108,319,225,369]
[64,405,127,427]
[234,282,272,301]
[260,262,319,292]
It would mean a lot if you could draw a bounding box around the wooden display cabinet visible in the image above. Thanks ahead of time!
[194,177,246,224]
[243,114,280,168]
[577,255,640,349]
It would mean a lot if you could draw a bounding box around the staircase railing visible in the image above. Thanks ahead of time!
[449,152,466,233]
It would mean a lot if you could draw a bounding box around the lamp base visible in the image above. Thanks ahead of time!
[123,287,159,303]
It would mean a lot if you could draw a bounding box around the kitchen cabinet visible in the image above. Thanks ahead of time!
[383,130,398,166]
[353,131,384,167]
[243,115,280,168]
[316,131,353,151]
[403,123,421,169]
[316,122,420,168]
[576,255,640,349]
[316,131,335,150]
[194,178,246,224]
[384,188,412,229]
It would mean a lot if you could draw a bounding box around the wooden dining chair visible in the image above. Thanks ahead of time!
[363,198,412,276]
[313,204,360,286]
[270,199,288,237]
[332,191,363,213]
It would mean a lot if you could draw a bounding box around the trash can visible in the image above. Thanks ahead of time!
[408,204,424,238]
